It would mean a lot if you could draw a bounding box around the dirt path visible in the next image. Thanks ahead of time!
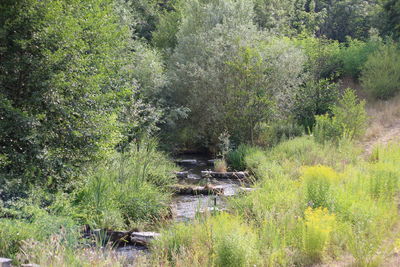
[363,119,400,154]
[363,118,400,155]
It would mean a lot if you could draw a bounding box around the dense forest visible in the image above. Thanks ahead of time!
[1,0,400,266]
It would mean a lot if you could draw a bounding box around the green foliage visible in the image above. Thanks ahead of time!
[317,0,382,42]
[226,144,260,171]
[361,42,400,99]
[314,89,367,143]
[300,207,337,262]
[383,0,400,39]
[339,37,381,78]
[75,140,176,228]
[0,208,78,259]
[332,88,367,139]
[367,162,399,199]
[294,35,341,79]
[301,165,339,209]
[153,213,260,267]
[313,114,343,144]
[168,0,307,149]
[254,121,304,147]
[0,0,145,197]
[292,79,339,129]
[152,0,183,51]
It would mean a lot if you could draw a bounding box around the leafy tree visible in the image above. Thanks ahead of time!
[383,0,400,39]
[0,0,146,197]
[225,46,273,144]
[152,0,183,52]
[292,79,339,129]
[294,35,341,79]
[168,0,307,149]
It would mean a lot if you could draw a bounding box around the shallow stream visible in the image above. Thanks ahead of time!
[116,154,246,260]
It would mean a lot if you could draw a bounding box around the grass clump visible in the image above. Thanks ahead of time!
[227,144,260,171]
[0,205,78,261]
[75,139,177,228]
[214,159,227,172]
[301,165,339,209]
[153,213,260,267]
[300,207,337,262]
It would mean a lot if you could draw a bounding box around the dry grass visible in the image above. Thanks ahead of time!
[363,94,400,143]
[214,159,227,172]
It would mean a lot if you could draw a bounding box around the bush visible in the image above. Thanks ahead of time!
[300,207,336,262]
[339,37,380,78]
[301,165,339,209]
[294,35,341,79]
[361,42,400,99]
[254,121,304,147]
[314,89,367,143]
[292,79,339,129]
[313,114,343,144]
[332,88,367,139]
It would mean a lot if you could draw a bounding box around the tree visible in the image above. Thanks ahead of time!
[383,0,400,39]
[168,0,307,149]
[0,0,146,197]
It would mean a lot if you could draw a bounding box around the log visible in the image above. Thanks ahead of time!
[0,258,12,267]
[201,171,249,179]
[170,184,224,195]
[130,232,160,247]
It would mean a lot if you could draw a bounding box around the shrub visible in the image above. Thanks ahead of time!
[300,207,336,262]
[314,89,367,143]
[292,79,339,129]
[294,35,341,79]
[254,121,304,147]
[313,114,343,144]
[361,42,400,99]
[332,88,367,139]
[339,38,380,78]
[301,165,339,209]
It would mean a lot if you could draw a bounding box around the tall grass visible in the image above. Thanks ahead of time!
[152,213,260,267]
[75,139,177,228]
